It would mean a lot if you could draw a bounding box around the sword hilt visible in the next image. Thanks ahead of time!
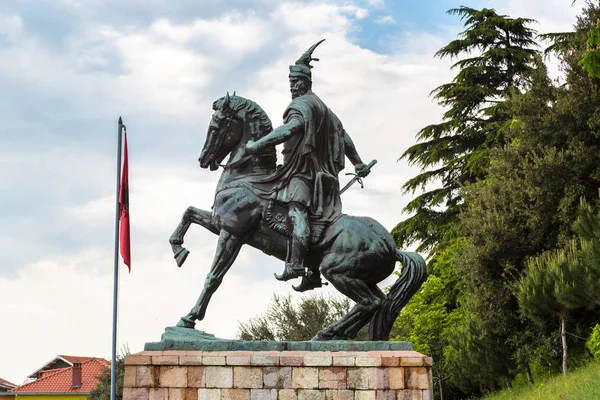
[340,159,377,194]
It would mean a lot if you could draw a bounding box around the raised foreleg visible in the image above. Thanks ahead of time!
[169,206,218,267]
[177,230,244,328]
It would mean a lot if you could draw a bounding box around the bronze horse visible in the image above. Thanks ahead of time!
[169,93,426,340]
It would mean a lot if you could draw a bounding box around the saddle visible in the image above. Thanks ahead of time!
[264,172,342,245]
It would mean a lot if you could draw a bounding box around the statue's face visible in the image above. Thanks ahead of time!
[289,76,309,99]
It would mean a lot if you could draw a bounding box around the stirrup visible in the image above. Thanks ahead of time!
[274,263,305,281]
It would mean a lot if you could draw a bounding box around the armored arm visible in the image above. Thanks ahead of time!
[343,130,365,165]
[246,118,304,154]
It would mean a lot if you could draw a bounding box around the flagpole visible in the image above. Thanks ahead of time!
[111,117,124,400]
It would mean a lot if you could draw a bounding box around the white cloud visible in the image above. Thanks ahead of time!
[375,15,396,25]
[0,13,23,42]
[367,0,385,7]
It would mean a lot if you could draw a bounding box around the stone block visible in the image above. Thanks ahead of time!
[202,355,226,365]
[371,368,389,390]
[280,355,304,366]
[324,389,354,400]
[355,357,381,367]
[124,366,136,388]
[304,353,333,367]
[164,351,187,356]
[263,367,292,388]
[396,390,422,400]
[127,355,152,365]
[279,389,299,400]
[355,390,376,400]
[251,353,279,366]
[168,388,184,400]
[399,358,423,367]
[422,390,433,400]
[380,357,400,367]
[221,389,250,400]
[204,366,233,388]
[297,389,326,400]
[198,389,221,400]
[137,366,158,388]
[388,368,404,390]
[423,358,433,367]
[153,355,179,366]
[405,368,429,390]
[332,356,355,367]
[233,367,263,388]
[187,367,205,388]
[375,390,396,400]
[292,367,319,389]
[250,389,277,400]
[123,388,149,400]
[347,368,370,389]
[185,388,199,400]
[180,355,203,366]
[159,366,187,388]
[227,355,252,366]
[318,367,346,389]
[149,388,167,400]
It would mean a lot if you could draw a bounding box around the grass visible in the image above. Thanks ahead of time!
[482,361,600,400]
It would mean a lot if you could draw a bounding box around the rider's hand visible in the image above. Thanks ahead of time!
[355,162,370,177]
[246,140,258,155]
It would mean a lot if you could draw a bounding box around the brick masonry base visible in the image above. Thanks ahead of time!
[124,350,433,400]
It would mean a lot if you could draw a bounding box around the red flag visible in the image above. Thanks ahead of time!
[119,131,131,271]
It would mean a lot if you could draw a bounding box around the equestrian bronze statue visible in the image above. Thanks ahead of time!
[169,40,426,341]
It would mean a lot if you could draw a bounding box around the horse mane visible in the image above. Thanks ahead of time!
[213,94,277,170]
[213,95,273,139]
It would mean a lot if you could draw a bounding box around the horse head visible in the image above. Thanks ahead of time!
[199,92,243,170]
[199,92,276,172]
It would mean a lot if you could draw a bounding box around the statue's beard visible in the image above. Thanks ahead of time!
[291,81,309,99]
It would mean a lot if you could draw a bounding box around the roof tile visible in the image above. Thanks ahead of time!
[11,358,109,393]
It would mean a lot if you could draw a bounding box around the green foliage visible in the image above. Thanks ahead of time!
[392,2,600,395]
[579,25,600,77]
[88,346,130,400]
[237,294,355,341]
[394,6,539,255]
[482,360,600,400]
[586,324,600,359]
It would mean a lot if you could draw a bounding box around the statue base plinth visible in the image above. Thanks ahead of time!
[124,349,433,400]
[144,326,415,352]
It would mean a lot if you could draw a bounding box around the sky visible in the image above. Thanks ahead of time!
[0,0,583,384]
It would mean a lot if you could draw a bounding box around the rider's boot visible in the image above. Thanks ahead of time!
[275,205,310,281]
[275,236,307,281]
[293,268,327,292]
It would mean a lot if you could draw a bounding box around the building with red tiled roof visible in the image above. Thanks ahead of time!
[26,356,96,380]
[0,378,16,392]
[9,357,109,400]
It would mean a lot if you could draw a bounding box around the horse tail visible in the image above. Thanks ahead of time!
[368,250,427,341]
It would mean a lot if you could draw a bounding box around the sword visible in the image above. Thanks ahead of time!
[340,159,377,195]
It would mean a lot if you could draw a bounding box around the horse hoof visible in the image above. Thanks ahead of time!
[311,332,333,341]
[176,317,195,328]
[175,248,190,268]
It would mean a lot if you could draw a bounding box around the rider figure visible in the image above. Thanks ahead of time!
[245,39,369,283]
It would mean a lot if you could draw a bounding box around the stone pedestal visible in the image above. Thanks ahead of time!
[124,350,433,400]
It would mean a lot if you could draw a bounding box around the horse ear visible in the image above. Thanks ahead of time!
[222,92,230,111]
[233,91,236,96]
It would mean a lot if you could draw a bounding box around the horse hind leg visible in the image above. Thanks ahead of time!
[169,206,218,267]
[314,257,386,340]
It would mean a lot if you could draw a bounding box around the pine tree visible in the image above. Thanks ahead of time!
[394,7,538,255]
